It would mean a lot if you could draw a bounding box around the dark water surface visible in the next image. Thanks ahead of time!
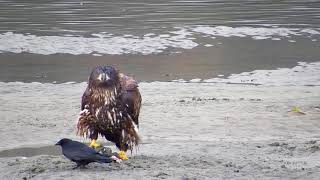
[1,0,320,35]
[0,0,319,82]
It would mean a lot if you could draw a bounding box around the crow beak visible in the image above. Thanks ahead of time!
[55,142,60,146]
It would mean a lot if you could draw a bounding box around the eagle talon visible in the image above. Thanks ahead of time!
[89,140,103,149]
[118,151,129,161]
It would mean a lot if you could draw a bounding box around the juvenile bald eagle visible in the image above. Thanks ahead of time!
[77,66,141,160]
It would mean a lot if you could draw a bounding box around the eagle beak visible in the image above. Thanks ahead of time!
[98,73,110,82]
[104,73,110,81]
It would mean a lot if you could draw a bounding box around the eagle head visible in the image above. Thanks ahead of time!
[89,66,119,88]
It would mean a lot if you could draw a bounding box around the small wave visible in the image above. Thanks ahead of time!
[191,26,320,39]
[0,26,319,55]
[172,61,320,86]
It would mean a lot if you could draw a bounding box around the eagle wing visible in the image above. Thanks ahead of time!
[120,74,142,127]
[81,87,90,110]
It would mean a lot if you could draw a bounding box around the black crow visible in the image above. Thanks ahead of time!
[55,138,120,169]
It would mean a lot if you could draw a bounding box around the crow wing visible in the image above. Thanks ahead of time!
[63,141,102,162]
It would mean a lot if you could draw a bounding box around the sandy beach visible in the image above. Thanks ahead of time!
[0,62,319,179]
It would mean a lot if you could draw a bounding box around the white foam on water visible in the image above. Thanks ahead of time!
[189,78,202,83]
[204,44,214,47]
[0,30,197,55]
[0,26,319,55]
[191,26,320,40]
[203,61,320,86]
[168,61,320,87]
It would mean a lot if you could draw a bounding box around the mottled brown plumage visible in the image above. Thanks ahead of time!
[77,66,141,152]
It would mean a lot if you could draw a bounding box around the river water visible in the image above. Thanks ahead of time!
[0,0,319,82]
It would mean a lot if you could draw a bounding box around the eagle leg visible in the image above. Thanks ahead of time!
[89,139,103,149]
[115,142,129,160]
[89,133,103,149]
[118,151,129,161]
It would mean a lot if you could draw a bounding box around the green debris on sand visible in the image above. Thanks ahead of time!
[290,107,306,115]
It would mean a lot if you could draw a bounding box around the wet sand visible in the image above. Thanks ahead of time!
[0,63,320,179]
